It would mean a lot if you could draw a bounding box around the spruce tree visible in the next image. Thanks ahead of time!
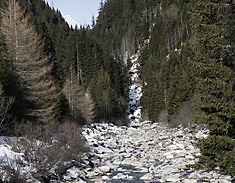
[191,0,235,175]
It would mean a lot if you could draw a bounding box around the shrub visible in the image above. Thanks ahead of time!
[169,98,195,128]
[2,121,89,182]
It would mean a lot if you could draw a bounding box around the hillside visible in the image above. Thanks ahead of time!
[0,0,234,181]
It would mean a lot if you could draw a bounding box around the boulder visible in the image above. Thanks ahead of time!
[99,166,111,173]
[165,175,181,182]
[140,173,154,180]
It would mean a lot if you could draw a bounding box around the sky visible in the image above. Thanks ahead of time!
[45,0,102,26]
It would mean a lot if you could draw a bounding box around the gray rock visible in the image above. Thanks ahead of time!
[136,167,149,173]
[112,173,126,180]
[99,166,111,173]
[139,173,154,180]
[220,179,233,183]
[183,179,198,183]
[165,175,181,182]
[102,176,110,180]
[81,121,228,183]
[94,167,104,175]
[86,171,98,178]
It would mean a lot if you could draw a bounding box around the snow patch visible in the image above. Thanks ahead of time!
[64,15,79,29]
[128,52,142,123]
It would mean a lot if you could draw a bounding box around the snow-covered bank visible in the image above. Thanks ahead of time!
[0,137,38,182]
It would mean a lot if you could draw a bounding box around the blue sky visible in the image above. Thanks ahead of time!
[45,0,102,25]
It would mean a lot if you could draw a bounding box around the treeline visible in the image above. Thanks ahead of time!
[0,0,128,132]
[93,0,194,122]
[93,0,235,176]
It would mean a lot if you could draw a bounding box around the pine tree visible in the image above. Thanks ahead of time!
[191,0,235,136]
[191,0,235,175]
[0,0,56,123]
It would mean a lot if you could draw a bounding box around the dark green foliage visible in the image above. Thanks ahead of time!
[94,0,160,57]
[138,1,194,121]
[191,0,235,175]
[54,92,71,121]
[195,136,235,176]
[191,0,235,136]
[89,67,124,122]
[0,35,8,87]
[94,0,194,122]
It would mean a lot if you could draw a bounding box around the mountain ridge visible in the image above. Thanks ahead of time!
[64,14,79,28]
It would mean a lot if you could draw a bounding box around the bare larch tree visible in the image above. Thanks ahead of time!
[63,65,95,124]
[0,0,56,123]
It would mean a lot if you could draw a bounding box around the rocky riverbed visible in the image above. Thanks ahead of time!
[64,120,234,183]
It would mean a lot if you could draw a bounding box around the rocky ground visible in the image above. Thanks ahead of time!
[64,120,235,183]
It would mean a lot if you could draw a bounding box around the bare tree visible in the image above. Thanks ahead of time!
[63,65,95,123]
[0,0,56,123]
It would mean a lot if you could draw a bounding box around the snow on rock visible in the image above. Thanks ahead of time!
[64,121,234,182]
[0,137,38,182]
[0,137,23,163]
[64,15,79,29]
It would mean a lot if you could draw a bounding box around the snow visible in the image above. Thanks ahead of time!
[64,15,79,29]
[0,137,35,182]
[128,52,143,122]
[66,166,80,179]
[82,124,114,154]
[0,137,23,162]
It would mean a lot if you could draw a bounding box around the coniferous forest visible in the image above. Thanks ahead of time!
[0,0,234,181]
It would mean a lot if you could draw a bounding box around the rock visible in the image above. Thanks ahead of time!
[112,173,126,180]
[188,172,198,179]
[99,166,111,173]
[165,175,181,182]
[140,173,154,180]
[183,179,198,183]
[201,172,213,180]
[95,179,106,183]
[81,120,226,183]
[160,178,166,182]
[136,167,149,173]
[94,167,104,175]
[220,179,233,183]
[161,166,179,174]
[70,180,86,183]
[102,176,110,180]
[86,171,97,178]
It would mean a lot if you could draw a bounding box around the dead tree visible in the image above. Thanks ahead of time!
[63,65,95,124]
[0,0,56,123]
